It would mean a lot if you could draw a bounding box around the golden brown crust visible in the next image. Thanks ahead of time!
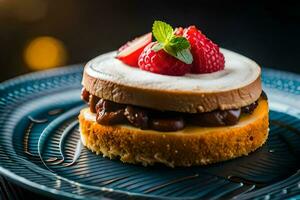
[82,71,262,113]
[79,99,269,167]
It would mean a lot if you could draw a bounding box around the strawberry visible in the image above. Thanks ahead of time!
[174,27,184,36]
[137,21,193,76]
[116,33,152,67]
[183,26,225,73]
[138,42,191,76]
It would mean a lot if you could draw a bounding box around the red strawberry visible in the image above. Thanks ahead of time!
[138,42,191,76]
[174,27,184,36]
[183,26,225,73]
[116,33,152,67]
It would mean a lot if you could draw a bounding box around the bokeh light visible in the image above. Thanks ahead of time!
[24,36,67,70]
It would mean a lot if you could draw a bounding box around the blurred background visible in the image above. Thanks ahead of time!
[0,0,299,82]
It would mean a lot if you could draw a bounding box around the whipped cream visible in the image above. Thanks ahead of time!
[85,48,260,92]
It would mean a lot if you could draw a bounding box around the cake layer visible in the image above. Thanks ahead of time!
[83,49,262,113]
[79,99,269,167]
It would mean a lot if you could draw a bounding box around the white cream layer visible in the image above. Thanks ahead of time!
[85,48,260,92]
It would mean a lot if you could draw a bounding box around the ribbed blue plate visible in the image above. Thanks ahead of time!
[0,66,299,200]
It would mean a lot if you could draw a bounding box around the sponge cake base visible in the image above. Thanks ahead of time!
[78,99,269,167]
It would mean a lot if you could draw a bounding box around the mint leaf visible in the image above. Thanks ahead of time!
[152,21,173,43]
[163,43,193,64]
[152,20,193,64]
[175,49,193,64]
[169,37,190,51]
[163,45,176,57]
[152,43,164,52]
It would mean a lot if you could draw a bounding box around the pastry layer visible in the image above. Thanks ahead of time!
[79,99,269,167]
[82,49,262,113]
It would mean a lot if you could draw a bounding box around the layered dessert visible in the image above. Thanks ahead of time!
[79,21,269,167]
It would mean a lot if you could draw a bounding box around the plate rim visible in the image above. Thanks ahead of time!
[0,65,299,199]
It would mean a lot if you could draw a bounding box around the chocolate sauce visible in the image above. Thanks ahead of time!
[89,95,100,113]
[241,101,258,114]
[261,90,268,100]
[81,88,90,102]
[83,88,266,132]
[124,106,149,129]
[189,109,241,126]
[150,117,185,132]
[96,99,126,125]
[96,98,125,112]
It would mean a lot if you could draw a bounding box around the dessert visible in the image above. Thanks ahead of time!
[79,21,269,167]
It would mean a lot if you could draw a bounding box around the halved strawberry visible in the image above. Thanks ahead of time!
[116,33,152,67]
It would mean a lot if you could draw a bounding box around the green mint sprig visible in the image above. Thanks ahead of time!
[152,20,193,64]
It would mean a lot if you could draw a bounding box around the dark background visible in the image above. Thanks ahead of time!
[0,1,299,199]
[0,0,300,83]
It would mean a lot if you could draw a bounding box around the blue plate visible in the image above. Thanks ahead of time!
[0,66,299,200]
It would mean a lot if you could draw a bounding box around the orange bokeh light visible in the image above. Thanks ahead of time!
[24,36,67,70]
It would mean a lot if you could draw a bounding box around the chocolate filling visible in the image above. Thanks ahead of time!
[81,88,263,132]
